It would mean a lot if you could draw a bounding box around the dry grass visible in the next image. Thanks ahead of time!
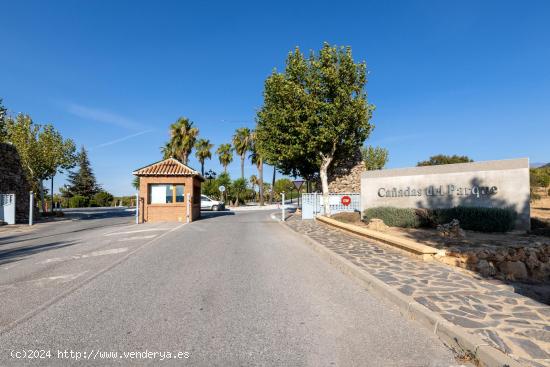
[532,195,550,220]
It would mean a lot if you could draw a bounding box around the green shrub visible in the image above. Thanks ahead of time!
[68,195,89,208]
[430,206,516,232]
[363,207,424,228]
[93,191,114,207]
[363,206,517,232]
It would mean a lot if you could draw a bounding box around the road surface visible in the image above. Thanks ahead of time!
[0,209,459,366]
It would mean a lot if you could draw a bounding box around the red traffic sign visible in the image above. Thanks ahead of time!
[341,195,352,206]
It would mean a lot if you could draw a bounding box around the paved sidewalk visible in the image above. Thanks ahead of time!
[287,218,550,367]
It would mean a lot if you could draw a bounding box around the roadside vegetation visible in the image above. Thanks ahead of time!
[363,206,517,232]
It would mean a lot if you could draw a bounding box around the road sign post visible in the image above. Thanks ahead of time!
[292,180,304,207]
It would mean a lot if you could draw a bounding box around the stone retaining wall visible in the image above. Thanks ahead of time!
[439,243,550,282]
[0,143,32,223]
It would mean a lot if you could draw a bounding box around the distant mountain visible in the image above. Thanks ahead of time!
[542,163,550,169]
[531,162,549,168]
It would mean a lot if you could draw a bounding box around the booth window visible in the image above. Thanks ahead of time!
[149,184,185,204]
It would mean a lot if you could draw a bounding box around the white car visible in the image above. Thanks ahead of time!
[200,195,225,211]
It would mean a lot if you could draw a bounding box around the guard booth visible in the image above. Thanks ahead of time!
[133,158,204,223]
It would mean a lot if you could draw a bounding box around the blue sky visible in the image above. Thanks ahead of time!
[1,0,549,196]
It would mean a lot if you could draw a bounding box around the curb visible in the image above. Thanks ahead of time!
[279,221,524,367]
[316,215,445,260]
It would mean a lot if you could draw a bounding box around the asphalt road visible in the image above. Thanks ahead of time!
[0,209,459,366]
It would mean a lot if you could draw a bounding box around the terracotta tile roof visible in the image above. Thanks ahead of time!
[133,158,203,179]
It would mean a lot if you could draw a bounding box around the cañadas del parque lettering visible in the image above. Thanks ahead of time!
[377,185,498,198]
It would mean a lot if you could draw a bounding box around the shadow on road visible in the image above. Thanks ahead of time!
[63,208,135,221]
[0,240,77,266]
[198,211,236,220]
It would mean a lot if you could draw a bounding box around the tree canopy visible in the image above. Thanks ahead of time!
[256,43,374,213]
[163,117,199,164]
[216,143,233,172]
[361,145,388,170]
[194,138,213,176]
[417,154,473,166]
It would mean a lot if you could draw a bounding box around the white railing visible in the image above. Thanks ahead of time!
[301,193,360,219]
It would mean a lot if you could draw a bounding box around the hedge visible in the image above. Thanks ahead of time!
[363,207,424,228]
[68,195,89,208]
[363,206,517,232]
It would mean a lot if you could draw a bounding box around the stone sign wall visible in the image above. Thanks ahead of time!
[361,158,530,230]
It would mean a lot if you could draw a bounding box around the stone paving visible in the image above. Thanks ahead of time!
[286,218,550,367]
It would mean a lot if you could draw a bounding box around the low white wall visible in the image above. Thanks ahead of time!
[361,158,530,230]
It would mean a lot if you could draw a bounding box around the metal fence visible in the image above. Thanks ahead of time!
[0,194,15,224]
[301,193,360,219]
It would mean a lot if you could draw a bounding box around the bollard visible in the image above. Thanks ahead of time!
[29,191,34,226]
[281,192,285,222]
[135,192,139,224]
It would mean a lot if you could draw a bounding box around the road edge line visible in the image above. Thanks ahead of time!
[279,221,524,367]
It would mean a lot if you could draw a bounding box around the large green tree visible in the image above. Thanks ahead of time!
[216,143,233,173]
[417,154,473,166]
[4,114,43,192]
[4,114,76,210]
[38,124,77,211]
[194,138,213,176]
[163,117,199,165]
[65,147,100,199]
[232,127,251,179]
[256,43,374,214]
[361,145,388,170]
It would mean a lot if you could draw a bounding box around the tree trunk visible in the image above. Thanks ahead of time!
[240,156,245,179]
[39,179,45,213]
[258,158,264,206]
[269,166,276,204]
[319,155,334,216]
[201,162,204,176]
[224,165,227,173]
[51,175,55,212]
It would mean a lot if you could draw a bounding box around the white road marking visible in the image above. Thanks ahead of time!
[103,228,167,236]
[38,248,129,264]
[117,235,157,242]
[0,271,89,291]
[2,263,20,270]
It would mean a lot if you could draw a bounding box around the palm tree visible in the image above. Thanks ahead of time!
[249,131,264,206]
[249,174,258,202]
[166,117,199,165]
[194,138,213,176]
[232,127,251,179]
[161,141,173,159]
[216,143,233,173]
[132,176,140,190]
